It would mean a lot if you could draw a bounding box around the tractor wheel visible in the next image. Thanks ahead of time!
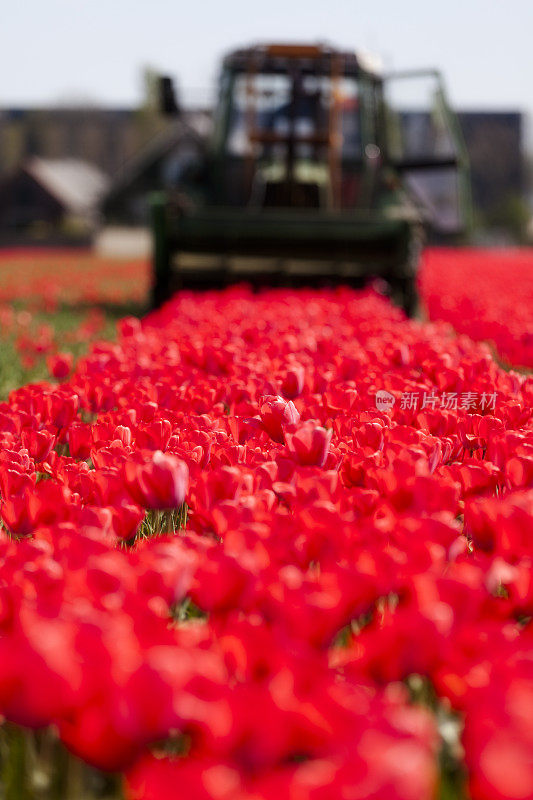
[397,275,420,318]
[391,225,424,318]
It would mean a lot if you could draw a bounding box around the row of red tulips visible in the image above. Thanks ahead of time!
[1,248,531,374]
[0,282,532,798]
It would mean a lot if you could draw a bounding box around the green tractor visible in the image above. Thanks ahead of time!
[151,43,471,315]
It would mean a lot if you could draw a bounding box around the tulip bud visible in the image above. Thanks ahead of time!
[124,450,189,510]
[285,421,332,467]
[260,395,300,443]
[281,363,305,399]
[47,352,73,380]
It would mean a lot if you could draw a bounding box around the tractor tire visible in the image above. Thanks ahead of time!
[396,275,420,318]
[390,224,424,318]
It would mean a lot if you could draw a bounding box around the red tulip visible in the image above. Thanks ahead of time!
[21,428,56,463]
[47,352,73,379]
[280,363,305,399]
[67,424,93,459]
[124,450,189,510]
[260,395,300,443]
[1,490,33,535]
[285,421,332,467]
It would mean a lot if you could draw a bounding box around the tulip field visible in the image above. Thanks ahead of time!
[0,248,532,800]
[421,248,533,370]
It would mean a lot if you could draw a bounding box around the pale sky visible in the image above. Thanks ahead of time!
[1,0,532,129]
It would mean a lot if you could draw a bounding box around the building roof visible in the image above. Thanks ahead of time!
[24,157,109,214]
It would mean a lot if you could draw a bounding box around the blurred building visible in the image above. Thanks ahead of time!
[459,112,525,231]
[0,107,147,178]
[0,105,527,239]
[0,157,109,242]
[0,106,209,241]
[0,106,210,181]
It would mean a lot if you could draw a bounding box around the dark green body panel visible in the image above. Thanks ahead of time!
[166,207,409,256]
[150,193,418,303]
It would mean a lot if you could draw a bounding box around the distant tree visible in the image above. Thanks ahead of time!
[485,193,531,244]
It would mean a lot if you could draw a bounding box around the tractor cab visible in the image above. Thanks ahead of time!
[212,44,366,210]
[206,44,469,231]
